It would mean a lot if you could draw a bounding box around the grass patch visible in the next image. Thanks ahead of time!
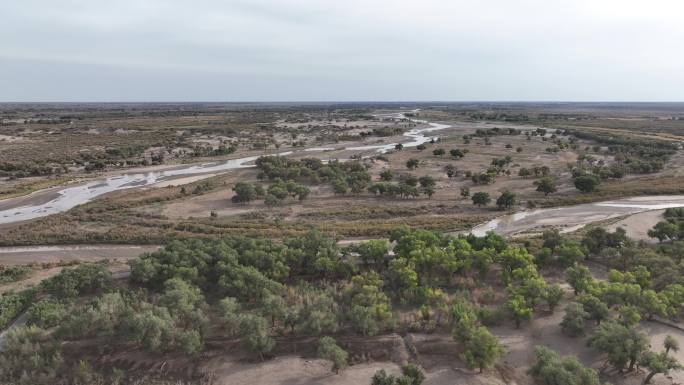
[0,177,72,200]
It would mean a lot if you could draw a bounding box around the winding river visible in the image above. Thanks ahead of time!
[0,112,442,224]
[0,112,683,236]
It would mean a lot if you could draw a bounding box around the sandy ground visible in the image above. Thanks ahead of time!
[198,288,684,385]
[202,355,512,385]
[604,209,664,243]
[204,357,403,385]
[158,122,592,223]
[0,259,131,295]
[0,266,63,294]
[152,173,219,188]
[472,196,684,237]
[0,244,160,266]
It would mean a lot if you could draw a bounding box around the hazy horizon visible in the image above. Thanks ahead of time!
[2,0,684,102]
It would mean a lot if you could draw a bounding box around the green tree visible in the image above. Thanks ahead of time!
[587,321,649,372]
[574,175,600,193]
[433,148,445,156]
[0,325,64,384]
[418,176,435,188]
[534,177,557,196]
[463,326,505,373]
[357,239,390,267]
[388,257,418,291]
[665,335,679,355]
[406,158,419,169]
[578,294,609,325]
[400,364,425,385]
[417,175,436,198]
[640,351,682,384]
[560,302,589,337]
[565,265,592,295]
[518,168,531,178]
[460,186,470,199]
[541,229,563,251]
[219,297,243,336]
[471,192,491,207]
[264,193,279,206]
[496,190,516,210]
[348,273,393,336]
[618,305,641,327]
[332,178,349,195]
[371,365,425,385]
[317,336,348,374]
[261,294,286,327]
[240,314,275,361]
[217,264,282,301]
[529,345,601,385]
[544,284,565,313]
[299,292,339,336]
[123,304,176,353]
[648,221,679,242]
[506,295,532,328]
[232,182,257,203]
[557,242,586,266]
[158,278,206,320]
[42,263,112,298]
[26,298,68,329]
[639,289,668,320]
[497,247,535,284]
[380,169,393,181]
[371,370,396,385]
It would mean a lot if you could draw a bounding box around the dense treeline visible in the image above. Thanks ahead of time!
[255,156,371,195]
[564,129,678,174]
[3,222,684,384]
[0,228,532,383]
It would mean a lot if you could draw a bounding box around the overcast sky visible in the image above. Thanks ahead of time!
[2,0,683,102]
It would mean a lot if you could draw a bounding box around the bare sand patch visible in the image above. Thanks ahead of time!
[604,209,664,242]
[0,244,159,266]
[152,173,218,188]
[0,260,130,294]
[202,356,401,385]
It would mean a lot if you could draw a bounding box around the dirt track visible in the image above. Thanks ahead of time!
[0,244,160,266]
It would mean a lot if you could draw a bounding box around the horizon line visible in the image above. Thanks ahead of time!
[2,100,684,105]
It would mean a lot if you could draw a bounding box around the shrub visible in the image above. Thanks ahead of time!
[27,298,69,329]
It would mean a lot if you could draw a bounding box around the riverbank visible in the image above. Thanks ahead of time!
[0,113,441,225]
[470,195,684,237]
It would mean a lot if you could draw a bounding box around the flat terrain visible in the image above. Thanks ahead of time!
[2,103,684,385]
[0,244,159,266]
[604,209,665,243]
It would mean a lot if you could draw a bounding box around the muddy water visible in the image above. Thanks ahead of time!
[0,112,442,224]
[470,195,684,237]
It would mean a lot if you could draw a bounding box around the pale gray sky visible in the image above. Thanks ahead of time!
[1,0,683,102]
